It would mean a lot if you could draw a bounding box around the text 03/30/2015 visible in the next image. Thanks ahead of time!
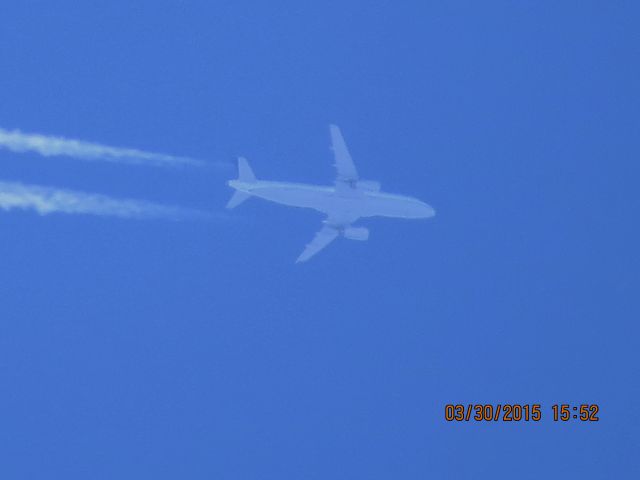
[444,404,599,422]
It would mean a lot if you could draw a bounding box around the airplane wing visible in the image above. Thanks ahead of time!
[330,124,359,184]
[295,211,361,263]
[295,225,339,263]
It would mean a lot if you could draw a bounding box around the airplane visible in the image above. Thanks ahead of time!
[226,125,435,263]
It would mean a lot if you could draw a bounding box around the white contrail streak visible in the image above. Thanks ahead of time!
[0,181,209,220]
[0,127,205,168]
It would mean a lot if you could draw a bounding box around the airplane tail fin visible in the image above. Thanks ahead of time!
[237,156,256,182]
[226,157,256,209]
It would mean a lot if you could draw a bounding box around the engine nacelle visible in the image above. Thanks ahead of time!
[343,227,369,241]
[357,180,381,192]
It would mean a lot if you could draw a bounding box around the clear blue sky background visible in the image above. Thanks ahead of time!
[1,1,638,478]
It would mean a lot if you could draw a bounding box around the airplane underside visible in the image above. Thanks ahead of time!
[226,125,435,262]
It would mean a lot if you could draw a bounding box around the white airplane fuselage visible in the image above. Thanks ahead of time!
[226,125,435,262]
[228,179,435,221]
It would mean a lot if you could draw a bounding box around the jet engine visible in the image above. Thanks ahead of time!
[343,227,369,241]
[357,180,381,192]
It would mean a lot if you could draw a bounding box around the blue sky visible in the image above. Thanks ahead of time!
[1,1,638,478]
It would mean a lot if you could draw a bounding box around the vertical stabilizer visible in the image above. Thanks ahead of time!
[237,157,256,182]
[226,157,255,209]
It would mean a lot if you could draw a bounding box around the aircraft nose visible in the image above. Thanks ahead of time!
[420,202,436,218]
[411,200,435,218]
[404,200,435,219]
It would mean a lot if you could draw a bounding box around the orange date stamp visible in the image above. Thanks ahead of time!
[444,404,600,422]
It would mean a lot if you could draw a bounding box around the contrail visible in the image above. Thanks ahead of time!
[0,127,207,168]
[0,181,210,220]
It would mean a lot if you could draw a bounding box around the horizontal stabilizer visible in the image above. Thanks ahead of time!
[226,190,250,209]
